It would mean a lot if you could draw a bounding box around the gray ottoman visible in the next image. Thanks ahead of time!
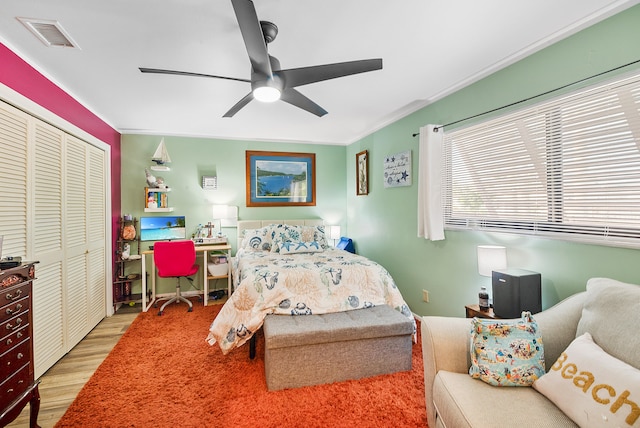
[263,305,414,390]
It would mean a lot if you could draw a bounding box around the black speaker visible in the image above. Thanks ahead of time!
[492,268,541,318]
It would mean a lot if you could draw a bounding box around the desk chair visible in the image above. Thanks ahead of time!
[154,240,199,315]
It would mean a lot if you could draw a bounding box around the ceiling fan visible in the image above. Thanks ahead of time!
[139,0,382,117]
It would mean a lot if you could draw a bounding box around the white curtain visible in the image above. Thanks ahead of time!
[417,124,445,241]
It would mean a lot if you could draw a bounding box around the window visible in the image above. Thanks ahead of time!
[443,71,640,248]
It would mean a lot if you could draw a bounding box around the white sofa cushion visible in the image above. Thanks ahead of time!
[576,278,640,370]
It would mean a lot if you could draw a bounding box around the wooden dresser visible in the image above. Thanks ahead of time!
[0,262,40,428]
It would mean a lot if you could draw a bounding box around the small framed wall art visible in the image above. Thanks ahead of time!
[383,150,412,188]
[356,150,369,195]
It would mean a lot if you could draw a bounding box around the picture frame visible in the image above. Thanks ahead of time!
[356,150,369,195]
[246,150,316,207]
[383,150,412,188]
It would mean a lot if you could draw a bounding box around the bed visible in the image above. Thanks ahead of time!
[206,220,415,355]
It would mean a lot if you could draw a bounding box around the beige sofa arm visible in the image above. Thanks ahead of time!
[421,316,471,427]
[534,291,586,366]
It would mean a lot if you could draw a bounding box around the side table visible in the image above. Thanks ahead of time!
[465,304,500,319]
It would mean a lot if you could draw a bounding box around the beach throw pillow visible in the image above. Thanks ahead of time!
[469,311,545,386]
[533,332,640,427]
[241,227,272,251]
[278,241,323,255]
[270,224,302,252]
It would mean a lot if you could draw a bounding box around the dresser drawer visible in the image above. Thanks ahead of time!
[0,282,31,324]
[0,322,29,356]
[1,293,29,325]
[0,336,31,380]
[0,362,31,405]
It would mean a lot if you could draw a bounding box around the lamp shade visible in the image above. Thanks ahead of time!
[211,204,229,220]
[477,245,507,277]
[329,225,341,241]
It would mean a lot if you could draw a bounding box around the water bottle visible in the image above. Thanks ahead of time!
[479,286,489,311]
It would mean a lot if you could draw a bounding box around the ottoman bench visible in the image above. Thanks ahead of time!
[263,304,414,390]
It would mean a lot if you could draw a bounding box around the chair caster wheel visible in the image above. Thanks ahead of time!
[188,307,193,312]
[158,311,163,316]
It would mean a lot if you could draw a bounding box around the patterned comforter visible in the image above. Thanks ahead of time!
[206,247,415,354]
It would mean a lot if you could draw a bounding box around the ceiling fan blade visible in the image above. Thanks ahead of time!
[280,88,328,117]
[139,68,250,83]
[223,92,254,117]
[279,58,382,88]
[231,0,272,78]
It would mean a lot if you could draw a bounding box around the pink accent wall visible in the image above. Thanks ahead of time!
[0,43,121,253]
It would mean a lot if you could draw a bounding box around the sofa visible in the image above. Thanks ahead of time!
[421,277,640,428]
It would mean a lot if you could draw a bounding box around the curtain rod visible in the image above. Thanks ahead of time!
[411,58,640,137]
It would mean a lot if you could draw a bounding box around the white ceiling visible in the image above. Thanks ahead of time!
[1,0,637,145]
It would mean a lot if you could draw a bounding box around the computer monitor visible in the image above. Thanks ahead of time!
[140,215,186,241]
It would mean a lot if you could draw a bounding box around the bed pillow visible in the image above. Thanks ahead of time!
[301,225,330,249]
[278,241,324,255]
[533,332,640,427]
[269,224,302,252]
[469,311,545,386]
[241,227,272,251]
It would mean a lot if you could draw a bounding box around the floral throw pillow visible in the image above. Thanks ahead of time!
[469,311,545,386]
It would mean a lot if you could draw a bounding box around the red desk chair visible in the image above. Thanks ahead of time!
[153,240,199,315]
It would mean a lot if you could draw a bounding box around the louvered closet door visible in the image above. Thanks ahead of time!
[0,103,28,260]
[32,120,66,376]
[65,136,107,339]
[86,143,107,328]
[1,99,109,378]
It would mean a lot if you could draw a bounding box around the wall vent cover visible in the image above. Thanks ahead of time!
[17,17,79,48]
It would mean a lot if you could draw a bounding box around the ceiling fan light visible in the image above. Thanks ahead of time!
[253,86,281,103]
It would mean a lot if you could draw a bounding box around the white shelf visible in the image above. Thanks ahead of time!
[146,187,171,192]
[144,207,174,212]
[150,165,170,172]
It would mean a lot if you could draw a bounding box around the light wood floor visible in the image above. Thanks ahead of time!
[7,308,138,428]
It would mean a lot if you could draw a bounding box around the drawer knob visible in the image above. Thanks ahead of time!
[5,317,23,331]
[5,338,11,345]
[17,352,24,359]
[5,289,23,301]
[5,303,22,315]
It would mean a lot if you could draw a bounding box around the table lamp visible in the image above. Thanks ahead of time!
[477,245,507,309]
[329,225,341,246]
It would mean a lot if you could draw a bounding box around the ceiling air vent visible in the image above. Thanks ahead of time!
[17,17,79,48]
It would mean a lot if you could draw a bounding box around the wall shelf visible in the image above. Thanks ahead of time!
[144,186,172,211]
[144,207,175,212]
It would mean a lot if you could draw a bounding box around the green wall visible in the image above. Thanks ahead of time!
[120,135,346,294]
[122,5,640,312]
[347,4,640,317]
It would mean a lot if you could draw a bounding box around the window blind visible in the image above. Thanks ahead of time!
[443,71,640,248]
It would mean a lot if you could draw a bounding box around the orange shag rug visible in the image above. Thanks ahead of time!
[55,300,427,427]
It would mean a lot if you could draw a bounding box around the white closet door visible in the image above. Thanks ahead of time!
[86,144,107,327]
[0,102,28,256]
[31,120,66,376]
[65,135,93,347]
[0,99,109,378]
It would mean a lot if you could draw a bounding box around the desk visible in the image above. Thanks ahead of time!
[141,244,232,312]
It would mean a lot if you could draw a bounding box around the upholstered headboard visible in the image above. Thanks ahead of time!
[236,219,324,246]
